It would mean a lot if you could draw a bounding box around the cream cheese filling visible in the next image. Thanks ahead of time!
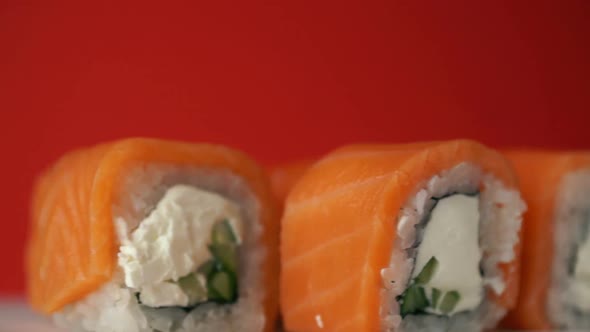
[410,194,483,315]
[117,184,243,307]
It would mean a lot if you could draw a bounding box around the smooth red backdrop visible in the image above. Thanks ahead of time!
[0,1,588,295]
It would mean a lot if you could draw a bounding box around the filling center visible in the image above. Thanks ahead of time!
[398,194,483,316]
[118,184,243,308]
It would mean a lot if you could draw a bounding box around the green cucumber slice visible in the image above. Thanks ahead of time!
[208,244,238,274]
[399,285,429,317]
[212,219,237,245]
[431,288,442,309]
[207,271,237,302]
[439,290,461,314]
[177,273,207,305]
[197,259,217,278]
[414,256,438,285]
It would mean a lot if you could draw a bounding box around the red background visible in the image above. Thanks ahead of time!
[0,1,588,295]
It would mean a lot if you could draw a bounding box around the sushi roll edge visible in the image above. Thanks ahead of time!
[380,162,526,331]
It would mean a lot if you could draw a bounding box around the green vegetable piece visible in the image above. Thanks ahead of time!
[399,285,429,317]
[439,290,461,314]
[197,260,217,277]
[177,273,207,305]
[414,256,438,285]
[212,219,237,245]
[431,288,442,309]
[209,244,238,274]
[208,271,237,302]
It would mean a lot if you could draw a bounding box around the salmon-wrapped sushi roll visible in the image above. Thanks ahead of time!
[503,150,590,330]
[26,138,279,332]
[280,140,526,332]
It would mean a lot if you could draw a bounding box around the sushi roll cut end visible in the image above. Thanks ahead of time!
[27,139,279,332]
[280,140,526,332]
[383,163,525,332]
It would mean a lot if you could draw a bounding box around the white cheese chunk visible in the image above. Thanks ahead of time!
[140,282,189,307]
[412,194,483,315]
[118,184,243,307]
[570,227,590,311]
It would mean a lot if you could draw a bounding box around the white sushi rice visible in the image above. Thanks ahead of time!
[547,169,590,329]
[379,162,526,332]
[53,164,266,332]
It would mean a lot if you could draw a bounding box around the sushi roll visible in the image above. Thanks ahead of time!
[502,150,590,330]
[280,140,526,332]
[26,138,280,332]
